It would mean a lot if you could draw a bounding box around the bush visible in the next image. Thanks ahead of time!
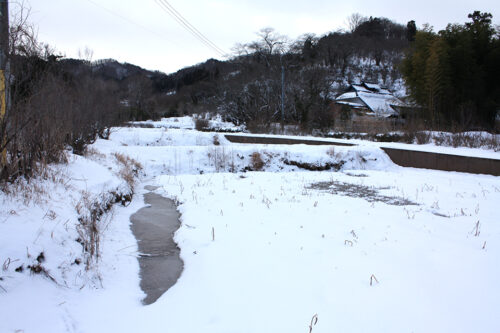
[1,10,124,183]
[195,118,210,131]
[250,152,264,170]
[415,131,431,144]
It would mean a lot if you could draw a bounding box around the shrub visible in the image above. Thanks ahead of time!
[113,153,143,192]
[250,152,264,170]
[415,131,431,144]
[206,147,229,172]
[195,118,209,131]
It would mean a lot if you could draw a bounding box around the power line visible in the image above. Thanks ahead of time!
[155,0,226,56]
[157,0,226,56]
[82,0,181,47]
[154,0,226,57]
[154,0,224,56]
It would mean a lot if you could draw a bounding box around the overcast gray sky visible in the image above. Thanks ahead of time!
[19,0,500,74]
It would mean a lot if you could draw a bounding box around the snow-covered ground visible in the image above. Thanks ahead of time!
[130,114,246,132]
[132,116,500,158]
[227,131,500,160]
[1,121,499,333]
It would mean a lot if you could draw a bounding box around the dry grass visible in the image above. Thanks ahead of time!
[329,117,499,150]
[75,191,121,270]
[250,152,265,171]
[125,122,155,128]
[1,166,69,205]
[370,274,379,286]
[212,134,220,146]
[308,181,418,206]
[84,147,106,160]
[207,147,230,172]
[73,153,142,270]
[415,131,432,144]
[432,132,499,151]
[334,116,398,134]
[113,153,143,192]
[308,314,319,333]
[195,117,210,131]
[284,159,345,171]
[326,147,337,158]
[472,220,481,237]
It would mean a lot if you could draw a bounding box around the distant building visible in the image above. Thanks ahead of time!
[334,82,407,118]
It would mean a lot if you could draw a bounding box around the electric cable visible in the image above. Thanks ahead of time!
[157,0,226,55]
[82,0,181,47]
[154,0,226,57]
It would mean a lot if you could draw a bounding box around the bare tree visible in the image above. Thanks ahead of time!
[346,13,367,32]
[1,4,122,181]
[78,46,94,66]
[252,27,288,55]
[230,42,251,57]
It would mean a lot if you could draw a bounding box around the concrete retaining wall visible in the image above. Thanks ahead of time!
[381,148,500,176]
[225,134,500,176]
[224,135,355,146]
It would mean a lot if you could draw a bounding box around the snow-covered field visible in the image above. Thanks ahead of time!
[1,118,499,333]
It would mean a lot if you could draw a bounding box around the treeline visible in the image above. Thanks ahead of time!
[402,11,499,129]
[2,11,498,182]
[1,54,122,181]
[158,15,411,132]
[156,12,500,132]
[0,14,160,182]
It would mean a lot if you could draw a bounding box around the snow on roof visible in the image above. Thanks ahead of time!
[336,101,365,108]
[336,92,358,100]
[362,83,391,94]
[357,92,403,115]
[363,82,381,90]
[377,87,391,95]
[351,84,371,93]
[348,82,391,95]
[335,81,406,116]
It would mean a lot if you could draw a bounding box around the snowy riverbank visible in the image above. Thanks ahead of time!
[1,119,499,332]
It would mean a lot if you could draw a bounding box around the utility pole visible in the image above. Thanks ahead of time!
[280,54,285,133]
[0,0,8,169]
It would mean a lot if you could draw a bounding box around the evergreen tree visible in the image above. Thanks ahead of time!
[402,12,499,128]
[407,20,417,42]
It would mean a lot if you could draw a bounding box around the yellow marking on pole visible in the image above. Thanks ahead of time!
[0,69,5,165]
[0,69,5,117]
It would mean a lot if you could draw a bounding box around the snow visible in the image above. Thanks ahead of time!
[336,100,365,108]
[1,123,499,333]
[130,115,245,132]
[362,82,391,95]
[363,82,381,90]
[336,84,404,116]
[378,140,500,159]
[129,116,195,129]
[357,91,403,115]
[351,84,372,93]
[226,131,500,160]
[336,91,358,99]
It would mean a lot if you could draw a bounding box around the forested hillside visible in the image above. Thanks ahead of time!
[1,11,498,182]
[157,15,412,132]
[402,11,500,128]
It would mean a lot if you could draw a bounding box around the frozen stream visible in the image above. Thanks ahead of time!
[130,186,183,305]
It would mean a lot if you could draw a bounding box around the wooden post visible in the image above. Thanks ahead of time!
[0,0,8,168]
